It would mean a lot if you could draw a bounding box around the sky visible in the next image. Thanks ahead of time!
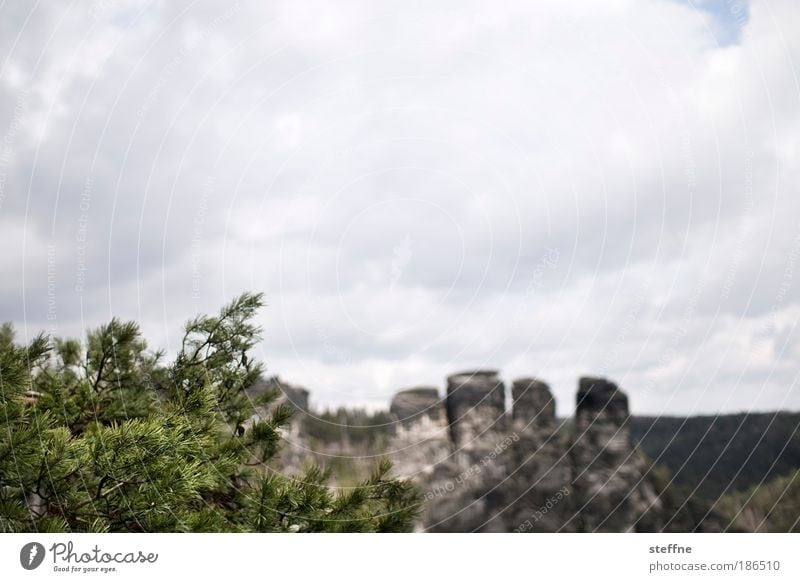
[1,0,799,416]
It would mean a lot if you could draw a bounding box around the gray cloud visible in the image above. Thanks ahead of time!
[1,0,799,414]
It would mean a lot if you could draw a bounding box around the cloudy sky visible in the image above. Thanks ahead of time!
[1,0,799,415]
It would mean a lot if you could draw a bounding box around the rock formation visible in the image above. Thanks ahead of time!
[501,377,574,532]
[390,387,443,426]
[445,370,506,452]
[386,387,450,480]
[248,376,312,471]
[511,377,556,430]
[262,371,666,532]
[384,388,455,530]
[385,373,662,532]
[569,377,662,532]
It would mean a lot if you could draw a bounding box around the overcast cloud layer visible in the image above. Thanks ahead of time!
[1,0,799,414]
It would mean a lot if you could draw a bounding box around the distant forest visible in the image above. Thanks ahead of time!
[628,412,800,500]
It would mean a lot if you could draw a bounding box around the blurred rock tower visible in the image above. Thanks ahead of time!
[385,371,663,532]
[259,371,664,532]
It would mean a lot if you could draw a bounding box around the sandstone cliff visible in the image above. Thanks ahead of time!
[256,371,666,532]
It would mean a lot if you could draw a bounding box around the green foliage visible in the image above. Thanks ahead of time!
[0,293,419,532]
[716,469,800,532]
[629,414,800,501]
[302,408,395,486]
[305,407,393,448]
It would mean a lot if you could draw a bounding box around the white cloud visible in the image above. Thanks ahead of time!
[1,0,798,414]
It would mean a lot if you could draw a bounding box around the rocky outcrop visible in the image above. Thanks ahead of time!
[262,371,666,532]
[281,384,310,414]
[385,388,455,531]
[512,377,556,430]
[249,375,310,413]
[575,376,628,425]
[445,370,505,448]
[388,373,663,532]
[569,377,661,532]
[417,370,508,531]
[248,376,312,472]
[387,387,450,479]
[390,387,443,426]
[502,378,574,532]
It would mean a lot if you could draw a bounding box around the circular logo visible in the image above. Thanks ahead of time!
[20,542,46,570]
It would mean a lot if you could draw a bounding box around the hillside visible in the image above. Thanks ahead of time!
[629,412,800,501]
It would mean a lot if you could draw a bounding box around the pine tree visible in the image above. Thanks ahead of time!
[0,293,420,532]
